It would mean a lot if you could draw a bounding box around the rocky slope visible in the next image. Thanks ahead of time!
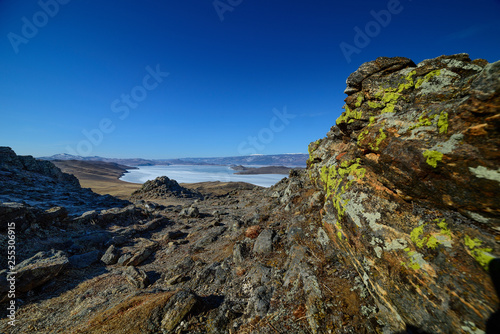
[0,54,498,334]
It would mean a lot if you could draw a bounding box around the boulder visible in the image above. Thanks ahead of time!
[0,250,68,301]
[101,245,119,265]
[131,176,203,200]
[253,229,275,255]
[122,266,149,289]
[118,239,157,266]
[161,289,198,332]
[180,206,200,218]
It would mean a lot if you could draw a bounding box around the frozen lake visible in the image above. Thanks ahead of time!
[119,165,288,188]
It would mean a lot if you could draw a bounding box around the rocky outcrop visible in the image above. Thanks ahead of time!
[130,176,203,201]
[0,250,68,302]
[308,53,499,333]
[0,147,129,215]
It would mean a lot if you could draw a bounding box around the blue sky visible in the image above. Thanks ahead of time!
[0,0,499,159]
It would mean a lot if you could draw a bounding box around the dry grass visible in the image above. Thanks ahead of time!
[74,291,175,334]
[53,160,141,199]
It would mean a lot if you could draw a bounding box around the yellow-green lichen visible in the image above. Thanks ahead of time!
[381,102,396,114]
[464,235,495,270]
[437,111,449,134]
[367,101,384,109]
[436,219,451,238]
[381,92,400,104]
[370,71,418,114]
[307,139,322,165]
[408,113,437,130]
[369,128,387,151]
[336,105,363,125]
[320,159,366,221]
[357,117,375,145]
[378,92,400,114]
[423,150,443,168]
[401,250,422,270]
[397,70,416,92]
[355,94,364,108]
[410,224,427,249]
[415,70,441,89]
[408,110,449,135]
[369,70,446,118]
[357,118,387,151]
[410,219,452,250]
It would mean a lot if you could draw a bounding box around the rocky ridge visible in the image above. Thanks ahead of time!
[0,53,498,334]
[0,147,128,215]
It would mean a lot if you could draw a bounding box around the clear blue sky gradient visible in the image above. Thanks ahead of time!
[1,0,499,158]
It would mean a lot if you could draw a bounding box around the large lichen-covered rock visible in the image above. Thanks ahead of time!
[308,54,499,333]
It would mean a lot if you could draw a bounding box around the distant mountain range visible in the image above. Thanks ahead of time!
[39,153,308,167]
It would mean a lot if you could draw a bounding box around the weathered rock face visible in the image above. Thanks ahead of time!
[0,147,80,186]
[0,250,68,302]
[131,176,203,201]
[308,54,499,333]
[0,147,129,215]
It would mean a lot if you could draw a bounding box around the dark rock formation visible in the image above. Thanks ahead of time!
[0,147,129,215]
[130,176,203,201]
[0,250,68,302]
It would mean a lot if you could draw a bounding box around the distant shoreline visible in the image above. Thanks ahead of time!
[230,165,298,175]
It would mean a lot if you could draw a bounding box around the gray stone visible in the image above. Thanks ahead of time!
[232,243,247,265]
[101,245,119,265]
[123,266,149,289]
[43,206,68,223]
[247,286,273,317]
[471,60,500,100]
[119,241,157,266]
[117,253,133,266]
[191,226,227,251]
[253,228,274,254]
[180,206,200,218]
